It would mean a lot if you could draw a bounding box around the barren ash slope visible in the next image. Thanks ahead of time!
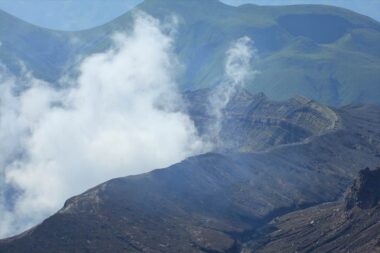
[243,167,380,253]
[0,0,380,252]
[1,90,380,253]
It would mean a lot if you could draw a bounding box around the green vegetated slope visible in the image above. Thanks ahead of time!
[0,0,379,106]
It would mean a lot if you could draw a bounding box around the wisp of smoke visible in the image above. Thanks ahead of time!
[0,13,207,238]
[208,36,258,145]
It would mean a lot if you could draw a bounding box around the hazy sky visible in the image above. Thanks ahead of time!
[0,0,379,30]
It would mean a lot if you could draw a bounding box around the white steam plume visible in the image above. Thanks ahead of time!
[208,36,258,145]
[0,13,207,238]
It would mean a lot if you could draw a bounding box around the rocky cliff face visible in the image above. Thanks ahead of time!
[243,168,380,253]
[184,88,340,152]
[345,167,380,210]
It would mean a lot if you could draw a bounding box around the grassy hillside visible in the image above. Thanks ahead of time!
[137,0,380,106]
[0,9,70,82]
[0,0,379,106]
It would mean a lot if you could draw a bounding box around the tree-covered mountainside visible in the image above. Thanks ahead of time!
[0,0,379,105]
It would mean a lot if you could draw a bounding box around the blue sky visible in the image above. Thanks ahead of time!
[0,0,379,31]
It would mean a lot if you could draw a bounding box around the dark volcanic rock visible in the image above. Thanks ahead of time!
[1,92,380,252]
[345,167,380,210]
[243,168,380,253]
[184,88,339,152]
[0,153,349,253]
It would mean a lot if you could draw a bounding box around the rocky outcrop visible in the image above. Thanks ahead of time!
[243,168,380,253]
[345,167,380,210]
[184,88,340,152]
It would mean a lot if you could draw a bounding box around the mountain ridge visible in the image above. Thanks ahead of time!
[1,91,380,252]
[1,1,380,251]
[0,0,380,105]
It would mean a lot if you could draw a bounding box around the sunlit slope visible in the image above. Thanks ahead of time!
[0,9,71,82]
[0,0,379,105]
[137,0,380,106]
[0,9,130,82]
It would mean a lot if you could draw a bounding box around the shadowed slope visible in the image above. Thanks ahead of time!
[1,92,380,252]
[244,168,380,253]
